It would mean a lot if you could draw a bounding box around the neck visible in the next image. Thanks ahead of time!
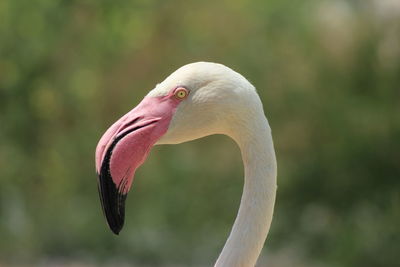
[215,114,277,267]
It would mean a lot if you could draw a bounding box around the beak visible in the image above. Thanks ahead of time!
[95,95,179,234]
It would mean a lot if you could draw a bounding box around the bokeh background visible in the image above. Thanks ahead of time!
[1,0,399,266]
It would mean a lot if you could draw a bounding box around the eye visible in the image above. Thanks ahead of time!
[174,87,189,100]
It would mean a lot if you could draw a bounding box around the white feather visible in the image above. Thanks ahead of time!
[153,62,277,267]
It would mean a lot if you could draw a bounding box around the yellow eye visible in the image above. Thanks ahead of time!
[174,88,188,99]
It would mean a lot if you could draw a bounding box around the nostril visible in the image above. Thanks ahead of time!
[115,119,157,140]
[118,117,142,133]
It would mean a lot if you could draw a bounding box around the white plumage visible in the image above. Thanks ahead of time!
[155,62,277,267]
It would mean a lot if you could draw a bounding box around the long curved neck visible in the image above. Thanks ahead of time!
[215,114,277,267]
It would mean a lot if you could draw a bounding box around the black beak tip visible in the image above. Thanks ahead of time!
[97,163,128,236]
[106,208,125,235]
[109,222,122,235]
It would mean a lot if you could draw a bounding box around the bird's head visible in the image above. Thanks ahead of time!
[95,62,261,234]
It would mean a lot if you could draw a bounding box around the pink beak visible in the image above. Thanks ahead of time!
[95,94,181,234]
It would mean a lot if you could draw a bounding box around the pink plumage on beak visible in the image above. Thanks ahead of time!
[95,89,186,234]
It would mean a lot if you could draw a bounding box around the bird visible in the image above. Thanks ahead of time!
[95,62,277,267]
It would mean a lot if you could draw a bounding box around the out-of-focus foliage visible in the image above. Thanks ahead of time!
[0,0,399,266]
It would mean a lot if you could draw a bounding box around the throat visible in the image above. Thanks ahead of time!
[215,116,277,267]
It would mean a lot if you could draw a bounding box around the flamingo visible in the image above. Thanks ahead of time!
[95,62,277,267]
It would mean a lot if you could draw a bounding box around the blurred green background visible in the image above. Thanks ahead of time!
[1,0,399,266]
